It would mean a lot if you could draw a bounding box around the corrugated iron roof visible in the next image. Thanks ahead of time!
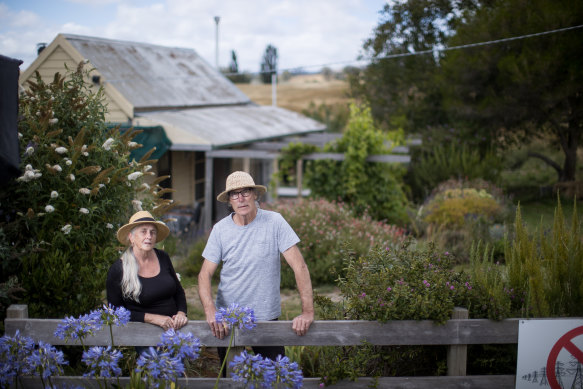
[63,34,251,109]
[134,105,327,150]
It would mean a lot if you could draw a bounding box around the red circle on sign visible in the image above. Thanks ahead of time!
[546,325,583,389]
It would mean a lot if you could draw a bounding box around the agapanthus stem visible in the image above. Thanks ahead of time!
[214,329,234,389]
[108,324,115,348]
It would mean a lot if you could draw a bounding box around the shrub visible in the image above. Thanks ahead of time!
[306,104,410,225]
[310,239,513,383]
[0,64,173,318]
[263,199,406,288]
[414,179,512,262]
[301,102,350,133]
[505,198,583,317]
[406,141,502,201]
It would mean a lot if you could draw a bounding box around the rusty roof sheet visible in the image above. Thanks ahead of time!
[134,105,326,150]
[63,34,250,109]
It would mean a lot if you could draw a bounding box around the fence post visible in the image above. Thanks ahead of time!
[7,304,28,319]
[447,307,468,376]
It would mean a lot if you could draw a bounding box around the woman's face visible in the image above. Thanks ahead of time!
[129,223,158,252]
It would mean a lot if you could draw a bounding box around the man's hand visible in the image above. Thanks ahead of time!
[206,311,230,339]
[292,311,314,336]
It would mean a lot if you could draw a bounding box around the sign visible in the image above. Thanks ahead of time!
[517,319,583,389]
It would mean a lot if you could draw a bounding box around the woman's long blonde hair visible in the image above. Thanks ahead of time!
[121,228,142,302]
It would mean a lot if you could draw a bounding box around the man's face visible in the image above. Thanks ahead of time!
[228,187,257,217]
[130,223,158,251]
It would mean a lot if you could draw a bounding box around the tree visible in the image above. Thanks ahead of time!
[229,50,238,73]
[224,50,251,83]
[0,64,174,317]
[440,0,583,182]
[260,44,278,84]
[348,0,484,133]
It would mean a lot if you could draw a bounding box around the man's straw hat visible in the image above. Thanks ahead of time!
[116,210,170,245]
[217,171,267,202]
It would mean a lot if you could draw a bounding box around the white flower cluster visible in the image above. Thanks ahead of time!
[102,138,115,151]
[16,164,42,182]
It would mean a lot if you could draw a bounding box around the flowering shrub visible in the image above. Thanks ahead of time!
[311,239,515,383]
[264,198,406,287]
[0,63,174,318]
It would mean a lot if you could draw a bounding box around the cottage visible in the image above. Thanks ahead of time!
[20,34,326,233]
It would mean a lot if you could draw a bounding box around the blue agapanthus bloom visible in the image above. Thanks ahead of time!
[215,303,256,331]
[0,331,36,386]
[82,346,123,378]
[54,313,102,341]
[24,340,68,379]
[93,303,131,327]
[271,355,304,389]
[157,328,201,361]
[135,347,185,388]
[230,350,274,388]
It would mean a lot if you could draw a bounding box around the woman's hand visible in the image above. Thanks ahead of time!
[144,313,174,331]
[172,311,188,329]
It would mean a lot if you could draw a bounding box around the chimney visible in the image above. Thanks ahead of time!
[36,43,47,55]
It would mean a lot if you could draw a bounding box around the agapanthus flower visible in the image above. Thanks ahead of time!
[230,350,273,387]
[24,340,68,379]
[79,188,91,195]
[55,146,68,154]
[271,355,303,389]
[215,303,256,331]
[93,304,130,327]
[135,347,185,388]
[82,346,122,378]
[127,172,143,181]
[54,313,102,342]
[51,191,59,198]
[61,224,72,234]
[0,330,36,385]
[157,329,201,361]
[79,208,89,214]
[45,205,55,213]
[102,138,115,151]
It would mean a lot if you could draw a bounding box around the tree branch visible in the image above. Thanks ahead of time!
[527,152,563,177]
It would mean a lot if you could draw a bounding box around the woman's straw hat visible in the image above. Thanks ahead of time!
[116,210,170,245]
[217,171,267,202]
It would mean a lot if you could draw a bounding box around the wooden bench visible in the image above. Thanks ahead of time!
[4,305,517,388]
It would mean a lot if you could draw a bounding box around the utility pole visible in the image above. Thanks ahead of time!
[214,16,220,69]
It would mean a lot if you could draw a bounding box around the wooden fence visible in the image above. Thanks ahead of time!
[4,305,518,388]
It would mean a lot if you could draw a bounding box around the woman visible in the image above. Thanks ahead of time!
[106,210,188,331]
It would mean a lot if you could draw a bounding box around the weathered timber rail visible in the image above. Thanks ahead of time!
[5,305,518,388]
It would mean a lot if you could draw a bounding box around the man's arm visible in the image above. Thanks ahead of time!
[282,245,314,336]
[198,259,228,339]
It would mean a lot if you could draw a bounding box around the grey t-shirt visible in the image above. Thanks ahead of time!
[202,208,300,320]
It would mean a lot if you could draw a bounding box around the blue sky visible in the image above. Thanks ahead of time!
[0,0,389,73]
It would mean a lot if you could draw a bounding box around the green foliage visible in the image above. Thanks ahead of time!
[272,142,319,188]
[310,239,512,382]
[306,104,410,224]
[407,142,502,201]
[0,64,173,318]
[301,102,350,133]
[264,199,406,288]
[505,198,583,317]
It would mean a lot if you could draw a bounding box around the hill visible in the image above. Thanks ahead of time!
[235,74,351,113]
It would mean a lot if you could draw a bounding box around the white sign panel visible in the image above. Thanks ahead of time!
[516,319,583,389]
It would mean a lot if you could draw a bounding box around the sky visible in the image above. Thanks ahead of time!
[0,0,389,74]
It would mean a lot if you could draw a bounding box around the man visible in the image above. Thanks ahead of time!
[198,171,314,363]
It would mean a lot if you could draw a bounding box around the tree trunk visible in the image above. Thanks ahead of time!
[559,124,579,182]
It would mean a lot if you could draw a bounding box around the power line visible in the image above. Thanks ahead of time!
[229,23,583,76]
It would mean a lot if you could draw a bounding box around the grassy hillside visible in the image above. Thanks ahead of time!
[235,74,351,113]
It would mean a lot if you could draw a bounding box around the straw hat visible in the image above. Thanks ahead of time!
[116,210,170,245]
[217,171,267,202]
